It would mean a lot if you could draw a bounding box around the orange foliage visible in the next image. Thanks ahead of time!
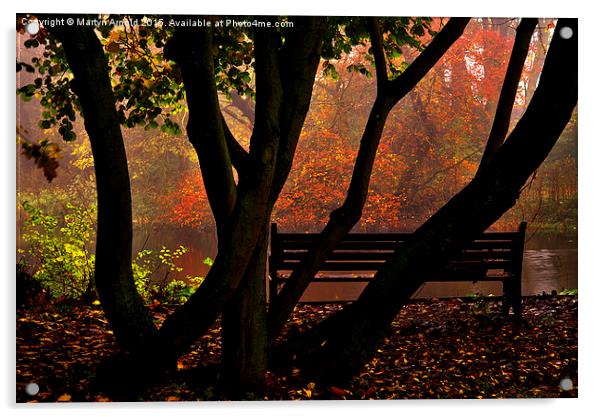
[159,20,554,233]
[159,170,213,230]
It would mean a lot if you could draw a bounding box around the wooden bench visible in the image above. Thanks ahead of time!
[269,222,527,319]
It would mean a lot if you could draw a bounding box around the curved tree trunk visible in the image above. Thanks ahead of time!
[47,24,157,354]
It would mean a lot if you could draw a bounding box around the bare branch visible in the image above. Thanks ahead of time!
[268,17,327,205]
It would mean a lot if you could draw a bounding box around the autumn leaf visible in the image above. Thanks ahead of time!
[57,394,71,402]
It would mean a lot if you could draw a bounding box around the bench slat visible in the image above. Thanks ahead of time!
[276,231,521,241]
[279,261,386,271]
[274,277,374,283]
[276,259,513,272]
[279,241,401,250]
[447,259,513,269]
[273,273,514,283]
[278,251,396,261]
[277,233,411,241]
[277,240,515,251]
[276,249,513,262]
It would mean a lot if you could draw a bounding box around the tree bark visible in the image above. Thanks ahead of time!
[221,223,269,398]
[219,19,327,394]
[222,112,250,175]
[219,24,283,395]
[286,18,577,383]
[47,23,157,354]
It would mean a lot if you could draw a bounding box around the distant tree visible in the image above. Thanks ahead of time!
[16,15,576,395]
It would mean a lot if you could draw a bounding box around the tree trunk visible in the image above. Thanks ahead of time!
[149,25,288,372]
[47,23,157,354]
[218,18,327,397]
[286,18,577,383]
[221,223,269,398]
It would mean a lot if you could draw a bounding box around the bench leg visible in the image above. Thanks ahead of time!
[502,280,511,316]
[511,277,522,322]
[268,275,278,306]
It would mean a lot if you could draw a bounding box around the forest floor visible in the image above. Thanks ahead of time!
[16,296,577,402]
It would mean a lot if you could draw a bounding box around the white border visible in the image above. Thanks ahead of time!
[3,1,600,416]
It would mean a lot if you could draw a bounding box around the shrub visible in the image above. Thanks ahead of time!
[19,200,96,299]
[132,245,205,304]
[19,200,206,304]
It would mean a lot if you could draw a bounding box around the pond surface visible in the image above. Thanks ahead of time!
[137,227,577,302]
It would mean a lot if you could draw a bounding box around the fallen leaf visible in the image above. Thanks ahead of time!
[57,394,71,402]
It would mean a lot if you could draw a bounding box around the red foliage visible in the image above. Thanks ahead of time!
[159,20,554,233]
[158,170,213,229]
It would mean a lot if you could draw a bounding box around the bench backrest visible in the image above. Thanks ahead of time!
[270,222,527,279]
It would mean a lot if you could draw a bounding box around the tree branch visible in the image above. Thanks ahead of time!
[477,18,538,172]
[165,26,237,232]
[268,17,327,205]
[366,17,389,89]
[42,19,157,353]
[245,23,282,187]
[389,18,471,101]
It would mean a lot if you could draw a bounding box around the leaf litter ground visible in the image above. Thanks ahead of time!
[16,296,577,402]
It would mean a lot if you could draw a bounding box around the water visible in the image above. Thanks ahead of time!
[521,232,577,296]
[140,227,577,301]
